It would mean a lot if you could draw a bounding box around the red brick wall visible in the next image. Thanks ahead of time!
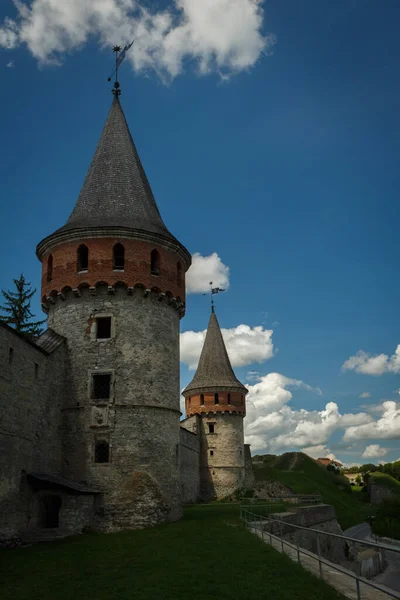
[185,391,246,417]
[40,238,186,301]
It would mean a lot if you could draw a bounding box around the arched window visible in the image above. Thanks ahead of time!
[177,262,182,286]
[151,249,160,275]
[47,254,53,282]
[214,393,219,405]
[200,394,204,406]
[227,393,231,405]
[77,244,89,272]
[113,243,125,270]
[95,440,110,463]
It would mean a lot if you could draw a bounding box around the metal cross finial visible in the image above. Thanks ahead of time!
[203,281,225,312]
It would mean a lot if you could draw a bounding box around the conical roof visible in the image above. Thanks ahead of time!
[53,96,177,241]
[183,309,247,394]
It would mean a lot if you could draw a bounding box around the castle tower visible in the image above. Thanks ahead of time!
[182,308,248,500]
[36,93,191,530]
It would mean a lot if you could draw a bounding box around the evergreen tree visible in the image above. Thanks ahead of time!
[0,274,46,339]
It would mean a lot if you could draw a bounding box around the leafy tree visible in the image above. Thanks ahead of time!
[0,274,46,339]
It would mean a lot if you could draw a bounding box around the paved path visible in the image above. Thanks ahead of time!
[249,522,399,600]
[344,523,400,594]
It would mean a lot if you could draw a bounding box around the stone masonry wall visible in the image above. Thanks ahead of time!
[48,285,183,530]
[200,413,245,500]
[179,424,200,503]
[0,323,66,541]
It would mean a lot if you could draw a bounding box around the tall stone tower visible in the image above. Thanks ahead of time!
[182,308,248,500]
[36,92,191,530]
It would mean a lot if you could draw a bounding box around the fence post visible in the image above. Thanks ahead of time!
[316,533,323,580]
[280,522,284,553]
[356,578,361,600]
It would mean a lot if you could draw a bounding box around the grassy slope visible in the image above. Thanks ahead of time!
[253,452,373,530]
[369,471,400,494]
[0,505,345,600]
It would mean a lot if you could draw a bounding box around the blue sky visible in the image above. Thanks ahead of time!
[0,0,399,465]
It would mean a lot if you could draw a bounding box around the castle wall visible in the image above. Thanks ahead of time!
[244,444,254,488]
[0,323,65,541]
[179,425,200,504]
[48,285,182,530]
[200,414,245,501]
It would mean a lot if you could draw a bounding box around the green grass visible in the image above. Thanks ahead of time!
[253,452,375,530]
[369,471,400,494]
[0,504,346,600]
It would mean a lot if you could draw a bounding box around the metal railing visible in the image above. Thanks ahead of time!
[241,507,400,600]
[238,494,321,505]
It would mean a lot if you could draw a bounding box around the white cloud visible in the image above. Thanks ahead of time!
[302,444,338,461]
[180,323,274,370]
[244,373,372,454]
[361,444,389,459]
[343,401,400,442]
[342,345,400,376]
[0,0,275,80]
[186,252,229,294]
[6,60,14,68]
[359,392,371,399]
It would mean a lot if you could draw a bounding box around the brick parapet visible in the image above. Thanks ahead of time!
[39,237,187,309]
[184,391,246,417]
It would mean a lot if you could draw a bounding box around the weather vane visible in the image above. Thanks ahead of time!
[107,39,135,96]
[203,281,225,312]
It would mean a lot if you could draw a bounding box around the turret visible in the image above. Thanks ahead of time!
[36,93,191,530]
[182,308,248,500]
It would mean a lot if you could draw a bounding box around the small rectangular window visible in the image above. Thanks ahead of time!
[34,363,39,379]
[96,317,111,339]
[92,374,111,400]
[208,423,215,434]
[210,450,214,456]
[95,440,110,463]
[8,348,14,365]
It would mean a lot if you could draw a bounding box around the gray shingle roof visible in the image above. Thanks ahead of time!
[183,310,247,394]
[36,328,65,353]
[54,97,177,241]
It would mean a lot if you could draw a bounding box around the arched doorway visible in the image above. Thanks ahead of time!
[38,495,62,528]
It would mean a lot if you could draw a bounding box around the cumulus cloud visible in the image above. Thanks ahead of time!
[244,373,372,454]
[343,401,400,442]
[342,345,400,376]
[361,444,389,459]
[0,0,275,80]
[186,252,230,294]
[359,392,371,399]
[302,445,338,462]
[180,323,274,370]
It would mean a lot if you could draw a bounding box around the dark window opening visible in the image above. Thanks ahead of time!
[96,317,111,339]
[177,262,182,286]
[35,363,39,378]
[188,397,191,407]
[200,394,204,405]
[95,440,110,463]
[113,243,125,270]
[151,249,160,275]
[214,393,219,405]
[92,374,111,400]
[8,347,14,365]
[39,495,62,528]
[208,423,215,434]
[47,254,53,282]
[210,450,214,456]
[77,244,89,272]
[227,393,231,404]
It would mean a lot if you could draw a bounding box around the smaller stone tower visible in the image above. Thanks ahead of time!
[182,308,248,500]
